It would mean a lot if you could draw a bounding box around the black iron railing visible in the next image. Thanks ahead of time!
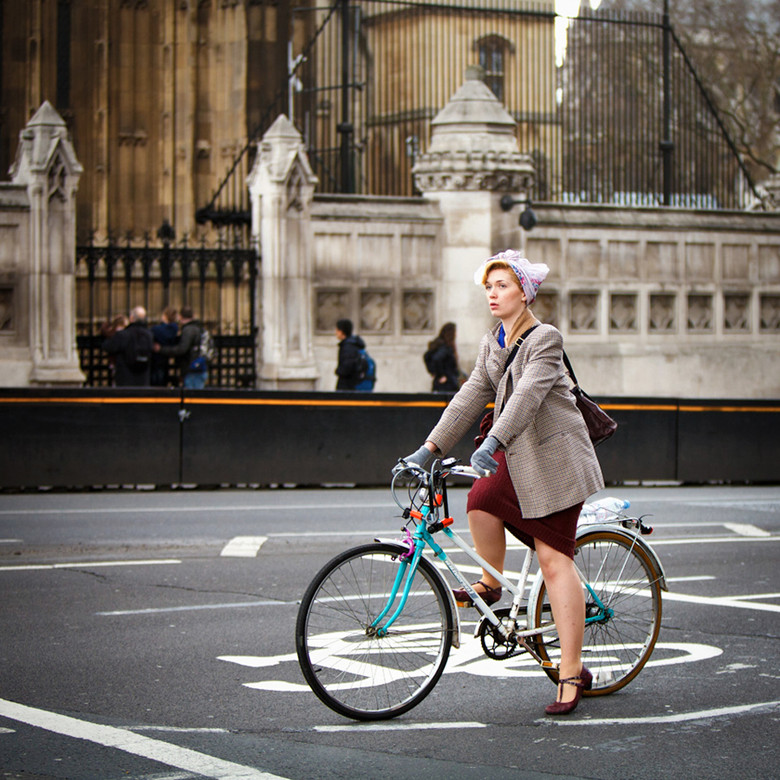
[199,1,758,227]
[75,227,259,388]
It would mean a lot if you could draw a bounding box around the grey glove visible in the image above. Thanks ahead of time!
[471,435,500,476]
[394,445,435,474]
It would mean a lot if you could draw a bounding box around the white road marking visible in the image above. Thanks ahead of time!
[0,539,22,543]
[658,591,780,613]
[313,721,486,733]
[542,699,780,726]
[0,502,395,516]
[220,536,268,557]
[0,559,181,572]
[97,600,286,616]
[131,726,229,734]
[0,697,288,780]
[648,535,780,546]
[723,522,771,537]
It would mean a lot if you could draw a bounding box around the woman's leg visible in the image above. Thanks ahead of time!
[535,537,586,703]
[467,509,506,590]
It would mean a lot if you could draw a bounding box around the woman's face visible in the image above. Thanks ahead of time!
[484,267,526,321]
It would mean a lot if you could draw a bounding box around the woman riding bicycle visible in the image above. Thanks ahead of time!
[400,249,604,715]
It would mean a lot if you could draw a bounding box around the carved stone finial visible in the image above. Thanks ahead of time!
[412,69,535,193]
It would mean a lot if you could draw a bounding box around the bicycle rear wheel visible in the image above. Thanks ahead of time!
[295,542,454,720]
[529,529,662,695]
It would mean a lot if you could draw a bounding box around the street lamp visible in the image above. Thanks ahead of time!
[499,194,538,231]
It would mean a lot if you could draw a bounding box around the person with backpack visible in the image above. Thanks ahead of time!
[334,318,374,391]
[423,322,462,393]
[101,306,154,387]
[155,306,212,389]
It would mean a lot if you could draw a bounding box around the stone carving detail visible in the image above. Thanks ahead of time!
[724,294,750,332]
[287,166,304,212]
[687,294,713,332]
[567,240,600,279]
[760,294,780,332]
[0,288,12,331]
[360,291,392,333]
[315,289,349,332]
[570,293,598,333]
[649,294,676,333]
[403,291,434,332]
[722,245,750,280]
[610,294,638,332]
[608,242,640,279]
[533,292,558,329]
[685,244,715,281]
[414,153,535,193]
[645,242,678,281]
[758,245,780,282]
[47,154,67,201]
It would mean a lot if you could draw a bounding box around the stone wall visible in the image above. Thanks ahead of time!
[247,70,780,398]
[524,205,780,397]
[301,198,780,398]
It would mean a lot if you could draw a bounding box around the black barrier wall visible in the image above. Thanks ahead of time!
[1,389,778,488]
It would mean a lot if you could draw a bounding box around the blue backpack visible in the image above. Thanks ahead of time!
[354,348,376,391]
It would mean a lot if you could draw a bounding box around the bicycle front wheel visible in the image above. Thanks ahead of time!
[295,542,454,720]
[530,529,662,695]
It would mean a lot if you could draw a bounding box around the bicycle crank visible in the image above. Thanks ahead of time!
[477,608,527,660]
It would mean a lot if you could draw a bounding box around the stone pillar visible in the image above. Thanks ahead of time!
[247,115,319,390]
[4,101,85,386]
[412,66,536,365]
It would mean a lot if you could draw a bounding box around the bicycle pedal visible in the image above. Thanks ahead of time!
[455,599,476,608]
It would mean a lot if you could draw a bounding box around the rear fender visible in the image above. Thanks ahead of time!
[575,524,668,591]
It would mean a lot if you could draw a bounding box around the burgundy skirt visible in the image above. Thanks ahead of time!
[466,451,582,559]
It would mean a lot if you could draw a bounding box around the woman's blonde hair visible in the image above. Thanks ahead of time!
[480,260,524,288]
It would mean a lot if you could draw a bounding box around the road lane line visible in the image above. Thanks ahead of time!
[541,699,780,726]
[723,523,771,537]
[0,502,395,516]
[661,591,780,613]
[648,536,780,546]
[220,537,268,557]
[0,560,181,572]
[313,721,487,733]
[97,600,289,616]
[0,697,288,780]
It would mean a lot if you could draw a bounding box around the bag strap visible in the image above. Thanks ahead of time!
[497,324,540,415]
[561,349,579,388]
[502,324,539,373]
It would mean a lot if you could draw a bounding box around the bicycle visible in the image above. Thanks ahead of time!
[295,458,667,721]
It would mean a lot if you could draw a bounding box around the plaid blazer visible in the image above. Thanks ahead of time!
[427,323,604,519]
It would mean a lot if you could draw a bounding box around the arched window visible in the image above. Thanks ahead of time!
[476,35,514,102]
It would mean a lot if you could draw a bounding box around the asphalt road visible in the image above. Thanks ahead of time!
[0,483,778,780]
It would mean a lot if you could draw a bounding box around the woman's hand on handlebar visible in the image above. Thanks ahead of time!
[393,443,436,475]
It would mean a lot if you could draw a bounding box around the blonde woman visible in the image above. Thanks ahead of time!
[399,249,604,715]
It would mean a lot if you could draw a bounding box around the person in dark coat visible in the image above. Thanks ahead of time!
[155,307,208,389]
[150,307,178,387]
[425,322,462,393]
[334,318,367,391]
[101,306,154,387]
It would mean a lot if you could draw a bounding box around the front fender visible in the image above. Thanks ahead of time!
[374,537,461,649]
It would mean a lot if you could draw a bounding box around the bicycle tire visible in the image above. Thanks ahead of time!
[295,542,454,720]
[529,529,662,695]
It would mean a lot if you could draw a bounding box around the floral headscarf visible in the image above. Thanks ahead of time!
[473,249,549,304]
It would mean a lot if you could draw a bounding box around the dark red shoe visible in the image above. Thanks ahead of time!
[452,580,502,608]
[545,666,593,716]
